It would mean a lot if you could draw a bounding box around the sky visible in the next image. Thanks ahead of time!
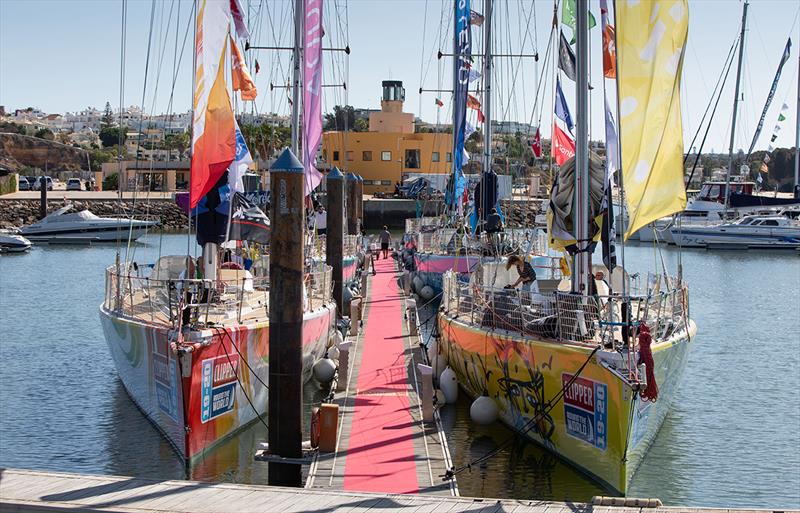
[1,0,798,154]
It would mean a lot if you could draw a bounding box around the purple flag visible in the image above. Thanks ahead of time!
[303,0,324,194]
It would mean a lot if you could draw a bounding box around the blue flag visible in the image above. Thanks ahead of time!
[447,0,471,208]
[555,77,574,133]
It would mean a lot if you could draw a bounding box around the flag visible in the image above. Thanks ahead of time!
[555,77,574,132]
[190,0,237,208]
[552,123,575,165]
[229,0,250,40]
[467,68,482,82]
[231,36,257,101]
[562,0,596,45]
[778,113,786,121]
[467,93,481,110]
[782,102,790,111]
[604,97,619,176]
[771,134,778,143]
[448,0,471,209]
[601,177,617,273]
[599,0,616,78]
[764,154,771,163]
[228,120,254,193]
[470,10,484,26]
[558,31,577,81]
[616,0,688,239]
[768,144,774,151]
[303,0,324,194]
[254,59,260,74]
[435,98,444,107]
[531,127,542,158]
[747,38,791,155]
[477,109,485,123]
[229,192,271,244]
[774,124,782,132]
[465,120,476,139]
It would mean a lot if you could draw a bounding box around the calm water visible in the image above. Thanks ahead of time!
[1,234,798,508]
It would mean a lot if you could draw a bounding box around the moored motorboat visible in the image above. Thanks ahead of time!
[670,213,800,249]
[0,229,32,253]
[21,204,158,243]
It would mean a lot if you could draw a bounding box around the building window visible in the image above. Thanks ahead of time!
[333,150,340,161]
[362,151,372,161]
[381,180,392,185]
[346,151,354,161]
[446,152,452,162]
[381,151,392,161]
[404,149,420,169]
[431,151,440,162]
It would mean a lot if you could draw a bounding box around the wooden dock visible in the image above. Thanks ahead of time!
[2,468,793,513]
[306,256,455,495]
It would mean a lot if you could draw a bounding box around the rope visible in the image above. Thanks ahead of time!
[443,345,600,479]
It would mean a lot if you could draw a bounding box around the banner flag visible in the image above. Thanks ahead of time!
[229,192,271,244]
[558,31,577,81]
[747,38,792,155]
[448,0,472,207]
[552,123,575,166]
[555,77,575,132]
[303,0,324,194]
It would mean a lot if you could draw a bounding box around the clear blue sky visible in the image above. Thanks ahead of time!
[1,0,798,154]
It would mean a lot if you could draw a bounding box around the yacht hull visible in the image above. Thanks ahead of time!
[670,226,800,249]
[437,315,696,494]
[99,305,335,462]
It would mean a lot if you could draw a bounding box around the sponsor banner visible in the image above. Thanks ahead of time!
[200,354,239,423]
[562,373,607,450]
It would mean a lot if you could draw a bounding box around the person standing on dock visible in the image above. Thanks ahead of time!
[313,205,327,236]
[380,225,391,259]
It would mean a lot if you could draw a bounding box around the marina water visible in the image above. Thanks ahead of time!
[1,234,798,508]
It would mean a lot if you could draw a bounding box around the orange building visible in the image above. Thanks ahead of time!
[321,81,453,194]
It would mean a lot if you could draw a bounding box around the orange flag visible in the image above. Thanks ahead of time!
[602,24,616,78]
[231,36,257,101]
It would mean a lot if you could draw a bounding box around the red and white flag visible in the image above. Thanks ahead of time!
[531,128,542,158]
[552,124,575,165]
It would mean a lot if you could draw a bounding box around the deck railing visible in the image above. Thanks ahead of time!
[441,272,689,347]
[413,228,548,257]
[104,259,333,328]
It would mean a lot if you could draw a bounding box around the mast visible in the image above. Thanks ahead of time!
[451,0,458,214]
[795,48,799,196]
[724,1,748,211]
[291,0,303,155]
[572,0,590,296]
[482,0,493,183]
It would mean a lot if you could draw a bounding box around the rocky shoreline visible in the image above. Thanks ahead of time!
[0,199,188,231]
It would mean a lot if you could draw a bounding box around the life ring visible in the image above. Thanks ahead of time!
[310,407,320,448]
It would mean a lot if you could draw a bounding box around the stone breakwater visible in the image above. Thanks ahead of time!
[0,200,188,231]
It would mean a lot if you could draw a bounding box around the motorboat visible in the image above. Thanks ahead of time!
[20,204,158,243]
[670,214,800,249]
[0,230,32,253]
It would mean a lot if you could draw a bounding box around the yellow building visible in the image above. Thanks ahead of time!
[321,81,453,194]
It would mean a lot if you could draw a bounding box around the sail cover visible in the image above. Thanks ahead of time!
[547,153,605,252]
[616,0,688,239]
[190,0,237,208]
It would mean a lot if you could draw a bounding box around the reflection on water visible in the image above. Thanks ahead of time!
[0,235,798,508]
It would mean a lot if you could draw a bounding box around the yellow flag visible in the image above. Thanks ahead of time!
[616,1,688,239]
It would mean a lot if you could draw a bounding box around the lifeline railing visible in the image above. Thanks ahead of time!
[441,272,689,347]
[414,228,548,256]
[104,261,333,328]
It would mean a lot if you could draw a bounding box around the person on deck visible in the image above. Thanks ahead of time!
[379,226,391,259]
[313,205,327,236]
[485,207,504,246]
[505,255,539,297]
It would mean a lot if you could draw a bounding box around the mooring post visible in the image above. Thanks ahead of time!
[346,172,358,235]
[268,148,305,487]
[326,167,345,317]
[39,177,47,220]
[355,174,363,232]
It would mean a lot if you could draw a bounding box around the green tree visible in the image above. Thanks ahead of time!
[101,102,115,129]
[99,126,127,148]
[164,132,190,158]
[34,128,54,140]
[354,118,369,132]
[323,105,356,131]
[465,129,483,154]
[103,172,119,191]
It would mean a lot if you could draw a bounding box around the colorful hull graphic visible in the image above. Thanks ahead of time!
[438,315,695,493]
[100,304,334,462]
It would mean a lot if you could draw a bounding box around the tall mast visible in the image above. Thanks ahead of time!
[572,0,590,296]
[794,48,799,195]
[482,0,493,181]
[291,0,303,155]
[724,1,748,211]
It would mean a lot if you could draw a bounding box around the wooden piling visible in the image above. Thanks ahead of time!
[39,177,47,219]
[326,167,345,317]
[346,172,358,235]
[268,148,306,487]
[355,174,363,232]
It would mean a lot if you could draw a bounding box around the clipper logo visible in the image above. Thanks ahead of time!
[200,354,239,423]
[562,373,607,451]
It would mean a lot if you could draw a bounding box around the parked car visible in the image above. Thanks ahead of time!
[26,176,36,188]
[66,178,83,191]
[33,176,54,191]
[18,176,30,191]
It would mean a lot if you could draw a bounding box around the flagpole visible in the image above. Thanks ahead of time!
[291,0,303,156]
[572,0,590,296]
[724,1,748,213]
